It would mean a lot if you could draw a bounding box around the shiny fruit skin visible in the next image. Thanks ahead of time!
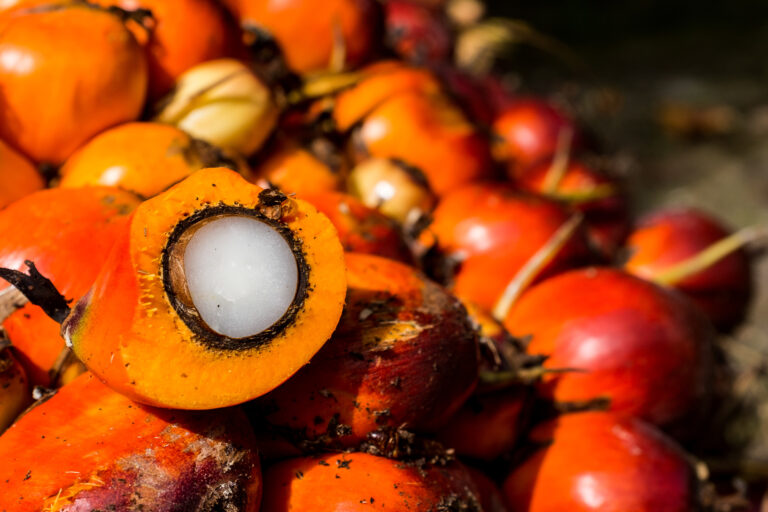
[94,0,238,99]
[0,3,147,164]
[232,0,381,73]
[504,268,713,426]
[429,183,590,310]
[355,89,492,196]
[262,452,482,511]
[625,208,752,330]
[59,122,244,198]
[493,98,580,177]
[503,412,696,512]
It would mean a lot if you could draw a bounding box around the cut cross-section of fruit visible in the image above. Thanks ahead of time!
[58,168,346,409]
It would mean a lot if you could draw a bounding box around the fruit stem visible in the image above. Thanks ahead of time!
[651,225,768,287]
[0,261,70,324]
[492,213,584,321]
[542,127,573,194]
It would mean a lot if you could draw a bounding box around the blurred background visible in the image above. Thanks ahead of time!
[485,0,768,479]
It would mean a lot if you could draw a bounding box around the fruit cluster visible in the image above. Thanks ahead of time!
[0,0,760,511]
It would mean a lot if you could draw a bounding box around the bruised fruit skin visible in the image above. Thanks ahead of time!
[0,2,147,164]
[437,387,530,461]
[62,168,346,409]
[625,208,752,330]
[517,159,630,259]
[254,252,478,448]
[353,89,492,196]
[503,412,696,512]
[504,268,713,426]
[428,183,590,310]
[0,373,262,511]
[262,452,482,511]
[92,0,239,99]
[493,99,580,177]
[0,187,141,386]
[60,122,247,198]
[0,345,30,432]
[302,192,413,263]
[231,0,381,73]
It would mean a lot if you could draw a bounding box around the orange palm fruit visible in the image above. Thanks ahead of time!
[252,252,478,449]
[0,372,262,511]
[351,89,492,196]
[302,192,413,263]
[228,0,381,73]
[0,2,147,164]
[92,0,239,99]
[59,122,250,198]
[0,187,141,386]
[332,61,442,131]
[253,138,345,196]
[0,343,30,433]
[262,452,482,511]
[0,138,44,209]
[58,168,346,409]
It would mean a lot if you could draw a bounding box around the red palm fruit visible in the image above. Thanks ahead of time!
[352,89,493,195]
[0,188,141,386]
[302,192,413,263]
[504,268,713,426]
[625,208,752,330]
[0,344,30,432]
[437,66,497,126]
[262,452,482,511]
[333,61,443,131]
[493,98,581,177]
[437,387,530,461]
[466,467,510,512]
[503,412,697,512]
[253,139,345,197]
[228,0,381,73]
[517,159,630,258]
[428,183,590,311]
[92,0,239,99]
[0,138,44,209]
[384,0,452,64]
[59,122,249,198]
[0,2,147,164]
[0,373,262,511]
[253,252,478,449]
